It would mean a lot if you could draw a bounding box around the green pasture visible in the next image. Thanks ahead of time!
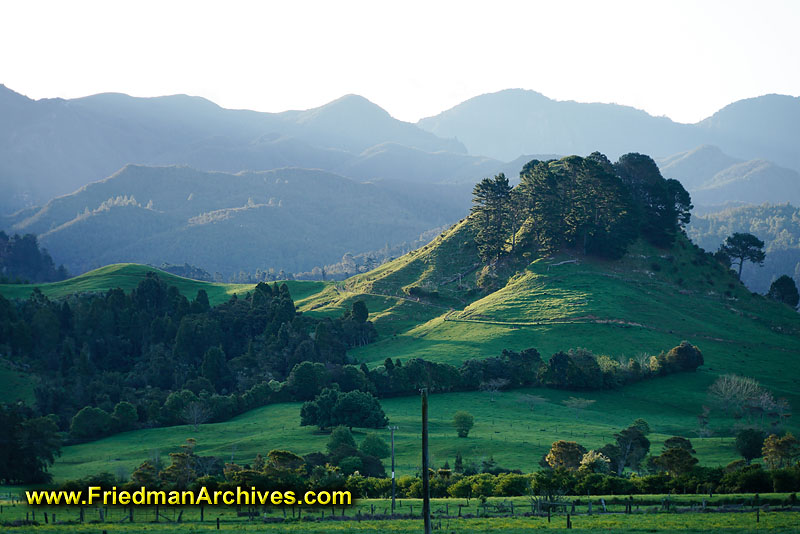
[45,381,746,484]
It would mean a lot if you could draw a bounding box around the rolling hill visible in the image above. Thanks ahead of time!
[5,215,799,481]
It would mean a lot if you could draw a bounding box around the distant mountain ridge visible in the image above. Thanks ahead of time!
[657,145,800,206]
[3,165,469,275]
[3,85,799,216]
[0,85,469,214]
[417,89,800,172]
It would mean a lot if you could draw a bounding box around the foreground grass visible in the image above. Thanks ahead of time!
[0,509,797,533]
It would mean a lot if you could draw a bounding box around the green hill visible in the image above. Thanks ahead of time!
[0,263,329,307]
[3,220,799,481]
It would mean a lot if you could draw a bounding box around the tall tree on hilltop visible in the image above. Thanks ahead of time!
[471,173,512,262]
[719,232,766,280]
[614,153,692,248]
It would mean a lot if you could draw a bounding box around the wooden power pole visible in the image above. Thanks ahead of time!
[389,425,398,515]
[421,388,431,534]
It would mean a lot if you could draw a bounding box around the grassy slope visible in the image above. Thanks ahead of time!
[3,222,800,480]
[50,383,740,482]
[0,263,332,307]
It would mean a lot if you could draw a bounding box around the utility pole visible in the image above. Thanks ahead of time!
[421,388,431,534]
[388,425,398,515]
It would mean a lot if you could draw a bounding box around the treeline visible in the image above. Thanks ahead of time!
[55,428,800,499]
[471,153,692,263]
[0,232,68,284]
[0,273,376,438]
[360,342,702,400]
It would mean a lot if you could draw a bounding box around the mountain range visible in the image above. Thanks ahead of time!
[2,84,799,281]
[3,165,468,275]
[657,145,800,206]
[417,89,800,172]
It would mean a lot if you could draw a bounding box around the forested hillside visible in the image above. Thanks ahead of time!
[688,203,800,293]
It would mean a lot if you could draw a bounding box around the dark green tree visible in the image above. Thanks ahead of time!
[70,406,114,440]
[719,232,766,280]
[359,433,390,459]
[767,275,799,307]
[327,425,357,454]
[286,361,330,401]
[0,404,61,484]
[736,428,766,464]
[471,173,512,262]
[112,401,138,432]
[453,410,475,438]
[201,346,231,392]
[333,390,388,429]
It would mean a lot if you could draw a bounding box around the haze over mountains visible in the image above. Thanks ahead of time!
[417,89,800,172]
[1,84,798,283]
[4,165,468,276]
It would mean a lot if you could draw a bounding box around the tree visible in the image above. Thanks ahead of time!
[654,447,698,476]
[632,418,651,436]
[453,411,475,438]
[708,374,763,416]
[300,387,340,430]
[333,390,388,429]
[762,432,800,469]
[0,404,62,484]
[70,406,114,440]
[579,450,611,473]
[112,401,138,432]
[655,436,698,476]
[480,378,509,402]
[360,433,390,459]
[736,428,766,464]
[182,401,211,431]
[327,426,357,455]
[606,426,650,475]
[545,440,587,470]
[518,394,546,412]
[663,341,704,372]
[767,275,799,308]
[471,173,513,262]
[201,346,231,392]
[349,300,369,323]
[718,232,766,280]
[287,361,330,401]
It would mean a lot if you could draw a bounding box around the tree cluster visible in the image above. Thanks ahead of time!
[0,232,68,284]
[469,153,692,263]
[0,403,62,484]
[0,273,377,439]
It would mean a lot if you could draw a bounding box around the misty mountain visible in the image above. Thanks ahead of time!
[3,165,470,275]
[417,89,800,172]
[657,145,800,206]
[0,86,467,214]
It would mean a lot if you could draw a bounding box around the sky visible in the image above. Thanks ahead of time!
[1,0,798,124]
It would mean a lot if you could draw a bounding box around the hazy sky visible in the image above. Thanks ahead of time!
[1,0,798,123]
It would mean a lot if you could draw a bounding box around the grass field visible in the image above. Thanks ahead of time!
[1,496,798,534]
[44,380,746,483]
[1,226,799,484]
